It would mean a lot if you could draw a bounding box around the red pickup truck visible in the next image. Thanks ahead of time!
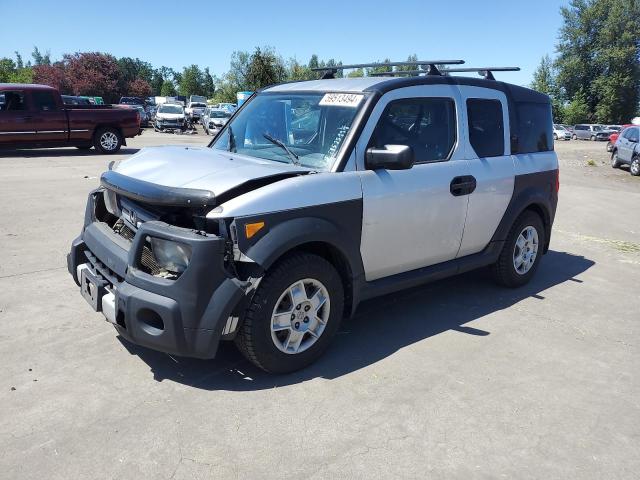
[0,83,141,154]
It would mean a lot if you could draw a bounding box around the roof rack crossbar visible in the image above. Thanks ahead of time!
[370,66,521,81]
[311,59,464,72]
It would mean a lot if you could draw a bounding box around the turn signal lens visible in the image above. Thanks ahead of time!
[245,221,265,239]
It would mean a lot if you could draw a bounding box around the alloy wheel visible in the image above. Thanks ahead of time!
[513,226,539,275]
[270,278,330,354]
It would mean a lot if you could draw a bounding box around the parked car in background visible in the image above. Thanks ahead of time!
[611,125,640,176]
[553,124,571,140]
[213,102,237,113]
[185,101,207,124]
[119,96,145,108]
[606,124,633,152]
[129,105,149,127]
[62,95,92,105]
[560,124,574,134]
[0,83,140,153]
[573,124,610,141]
[154,103,186,132]
[202,108,231,135]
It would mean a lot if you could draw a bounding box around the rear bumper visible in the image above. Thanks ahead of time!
[67,192,247,359]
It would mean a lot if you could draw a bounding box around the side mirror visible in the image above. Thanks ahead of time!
[365,145,414,170]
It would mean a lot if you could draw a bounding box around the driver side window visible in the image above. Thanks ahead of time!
[369,97,456,163]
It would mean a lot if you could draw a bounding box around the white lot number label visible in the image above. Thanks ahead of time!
[319,93,364,108]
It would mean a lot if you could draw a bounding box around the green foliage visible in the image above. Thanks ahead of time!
[347,68,364,78]
[179,64,205,96]
[563,89,590,124]
[0,55,33,84]
[31,47,51,66]
[245,47,286,90]
[160,80,177,97]
[555,0,640,123]
[203,67,215,98]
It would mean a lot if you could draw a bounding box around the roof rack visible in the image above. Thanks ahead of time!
[312,60,465,79]
[370,66,521,81]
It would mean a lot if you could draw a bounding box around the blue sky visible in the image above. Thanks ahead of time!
[0,0,568,86]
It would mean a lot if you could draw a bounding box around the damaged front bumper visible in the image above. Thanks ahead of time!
[67,191,247,359]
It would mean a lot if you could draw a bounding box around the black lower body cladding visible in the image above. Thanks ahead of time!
[68,191,246,359]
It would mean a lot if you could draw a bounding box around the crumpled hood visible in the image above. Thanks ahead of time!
[114,145,310,197]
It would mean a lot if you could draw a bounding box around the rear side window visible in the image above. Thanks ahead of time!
[32,91,58,111]
[467,99,504,158]
[370,97,457,163]
[516,102,553,153]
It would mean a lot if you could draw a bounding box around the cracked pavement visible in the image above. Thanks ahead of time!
[1,133,639,479]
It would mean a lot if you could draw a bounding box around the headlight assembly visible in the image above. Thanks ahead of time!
[148,237,192,274]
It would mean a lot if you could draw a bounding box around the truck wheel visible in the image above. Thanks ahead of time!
[491,211,545,288]
[611,150,621,168]
[94,127,122,154]
[235,253,344,373]
[630,157,640,176]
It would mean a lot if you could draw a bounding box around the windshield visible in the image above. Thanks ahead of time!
[210,110,230,118]
[158,104,183,114]
[211,92,364,171]
[593,125,603,131]
[191,103,207,108]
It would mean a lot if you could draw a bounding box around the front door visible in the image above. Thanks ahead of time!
[356,86,471,281]
[0,89,36,145]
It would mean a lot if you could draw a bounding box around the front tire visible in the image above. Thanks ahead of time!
[94,127,122,154]
[572,134,577,140]
[630,157,640,176]
[491,211,545,288]
[235,253,344,373]
[590,135,596,141]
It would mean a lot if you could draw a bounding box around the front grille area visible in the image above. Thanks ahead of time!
[113,220,136,242]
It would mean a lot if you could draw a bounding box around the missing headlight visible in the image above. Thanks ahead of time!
[142,236,192,278]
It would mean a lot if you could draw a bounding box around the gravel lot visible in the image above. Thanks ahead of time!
[1,130,639,479]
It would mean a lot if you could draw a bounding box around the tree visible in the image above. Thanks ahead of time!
[160,80,176,96]
[555,0,640,123]
[347,68,364,78]
[245,47,286,90]
[127,78,152,98]
[203,67,215,98]
[179,64,205,96]
[31,47,51,66]
[33,63,69,92]
[64,52,121,103]
[563,88,590,124]
[0,56,33,83]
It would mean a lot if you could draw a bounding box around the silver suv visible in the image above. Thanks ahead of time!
[68,61,559,373]
[611,126,640,176]
[573,124,610,141]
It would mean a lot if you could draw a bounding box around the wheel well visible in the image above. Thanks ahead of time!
[94,124,123,138]
[287,242,354,317]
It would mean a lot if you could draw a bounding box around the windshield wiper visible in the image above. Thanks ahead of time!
[228,126,236,153]
[262,132,300,166]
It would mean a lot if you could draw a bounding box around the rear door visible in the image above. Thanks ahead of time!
[30,90,68,142]
[0,89,36,145]
[456,87,515,257]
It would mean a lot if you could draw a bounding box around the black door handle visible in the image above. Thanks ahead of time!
[450,175,477,196]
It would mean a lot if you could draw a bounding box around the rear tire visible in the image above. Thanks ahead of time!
[94,127,122,154]
[630,157,640,176]
[491,211,545,288]
[611,150,621,168]
[590,135,596,141]
[572,134,577,140]
[235,253,344,373]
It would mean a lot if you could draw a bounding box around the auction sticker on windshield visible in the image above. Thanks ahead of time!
[319,93,364,108]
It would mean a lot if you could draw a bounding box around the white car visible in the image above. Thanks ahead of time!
[185,102,207,124]
[203,108,232,135]
[154,103,186,132]
[553,124,571,141]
